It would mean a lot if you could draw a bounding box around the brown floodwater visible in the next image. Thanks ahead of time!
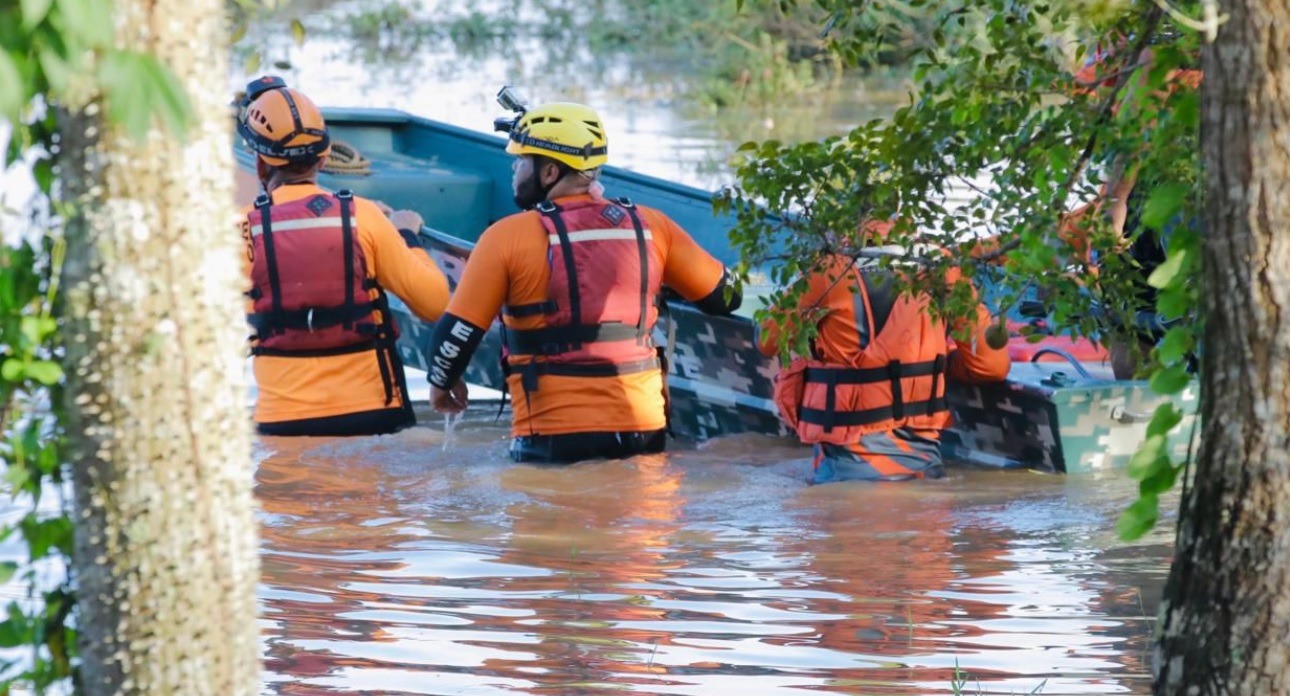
[254,407,1175,695]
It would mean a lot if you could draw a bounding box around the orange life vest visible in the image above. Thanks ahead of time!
[502,197,665,391]
[246,190,397,357]
[773,265,951,444]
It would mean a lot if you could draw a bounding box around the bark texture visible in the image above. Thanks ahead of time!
[59,0,260,693]
[1153,0,1290,693]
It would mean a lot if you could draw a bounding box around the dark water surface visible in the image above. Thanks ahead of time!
[255,409,1174,695]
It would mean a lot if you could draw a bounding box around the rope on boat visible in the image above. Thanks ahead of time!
[323,140,372,176]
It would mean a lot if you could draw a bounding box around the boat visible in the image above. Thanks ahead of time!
[232,106,1199,474]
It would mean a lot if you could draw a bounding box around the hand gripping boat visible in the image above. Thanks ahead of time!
[233,106,1198,474]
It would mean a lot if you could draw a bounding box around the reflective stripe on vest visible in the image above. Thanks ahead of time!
[248,216,346,236]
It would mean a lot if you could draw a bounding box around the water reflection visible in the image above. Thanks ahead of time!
[233,0,909,191]
[255,416,1171,694]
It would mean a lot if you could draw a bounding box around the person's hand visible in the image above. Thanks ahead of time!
[431,380,469,414]
[388,209,424,232]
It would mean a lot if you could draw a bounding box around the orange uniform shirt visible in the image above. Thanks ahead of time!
[446,193,725,436]
[241,183,450,423]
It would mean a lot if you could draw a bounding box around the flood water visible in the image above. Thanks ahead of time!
[244,1,1176,694]
[256,411,1175,696]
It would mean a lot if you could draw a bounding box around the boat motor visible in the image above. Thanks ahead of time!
[492,84,530,133]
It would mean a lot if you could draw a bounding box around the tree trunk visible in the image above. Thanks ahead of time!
[1153,0,1290,693]
[59,0,260,694]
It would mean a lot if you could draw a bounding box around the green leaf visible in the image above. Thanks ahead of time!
[244,51,261,75]
[24,361,62,386]
[1147,246,1190,289]
[1116,493,1159,541]
[1141,183,1189,232]
[1146,402,1183,437]
[0,562,17,585]
[1141,462,1181,495]
[1,359,23,382]
[21,0,54,27]
[230,20,249,45]
[37,46,72,94]
[1157,285,1191,318]
[1127,433,1166,480]
[23,517,73,560]
[0,51,25,121]
[142,56,193,137]
[97,50,152,139]
[1149,364,1192,396]
[1155,326,1195,364]
[290,18,306,47]
[54,0,113,47]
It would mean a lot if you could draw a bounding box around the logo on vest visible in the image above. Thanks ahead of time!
[600,205,626,225]
[306,195,334,216]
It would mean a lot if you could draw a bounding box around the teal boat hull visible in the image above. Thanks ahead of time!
[234,107,1198,474]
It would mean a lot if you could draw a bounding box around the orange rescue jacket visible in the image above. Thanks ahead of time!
[247,190,394,356]
[503,197,665,392]
[773,262,953,445]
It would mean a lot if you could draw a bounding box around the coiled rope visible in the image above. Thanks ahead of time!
[322,139,372,176]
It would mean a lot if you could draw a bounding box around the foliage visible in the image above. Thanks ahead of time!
[720,0,1203,539]
[3,0,261,690]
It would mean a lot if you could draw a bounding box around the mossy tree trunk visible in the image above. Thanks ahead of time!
[59,0,261,693]
[1153,0,1290,693]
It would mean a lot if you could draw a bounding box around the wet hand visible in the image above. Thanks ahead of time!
[431,381,469,414]
[388,209,424,232]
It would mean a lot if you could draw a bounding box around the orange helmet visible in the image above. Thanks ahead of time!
[238,85,331,167]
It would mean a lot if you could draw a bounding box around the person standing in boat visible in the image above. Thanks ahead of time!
[238,80,451,436]
[759,220,1011,483]
[425,101,742,463]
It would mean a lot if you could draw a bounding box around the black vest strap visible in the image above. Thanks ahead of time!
[337,190,356,331]
[503,300,558,318]
[254,195,286,335]
[619,198,650,342]
[804,357,948,433]
[251,340,379,358]
[505,323,646,356]
[799,398,949,428]
[247,302,379,336]
[539,203,583,352]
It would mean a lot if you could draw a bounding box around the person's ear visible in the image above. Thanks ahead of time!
[540,161,562,186]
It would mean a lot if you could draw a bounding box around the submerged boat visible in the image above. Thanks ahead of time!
[233,106,1199,474]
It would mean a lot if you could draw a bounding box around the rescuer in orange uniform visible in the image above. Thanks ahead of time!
[425,101,742,463]
[760,223,1011,482]
[237,78,450,436]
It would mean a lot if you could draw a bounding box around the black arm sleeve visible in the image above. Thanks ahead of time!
[426,312,486,388]
[396,228,421,249]
[690,267,743,316]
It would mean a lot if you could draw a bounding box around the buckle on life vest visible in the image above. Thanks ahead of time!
[307,308,315,332]
[535,201,558,214]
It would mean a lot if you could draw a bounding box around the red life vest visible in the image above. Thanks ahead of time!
[772,265,951,444]
[502,197,665,391]
[246,190,395,356]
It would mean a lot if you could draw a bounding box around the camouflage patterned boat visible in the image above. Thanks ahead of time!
[233,106,1199,474]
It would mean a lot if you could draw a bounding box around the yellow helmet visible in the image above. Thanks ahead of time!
[505,102,608,171]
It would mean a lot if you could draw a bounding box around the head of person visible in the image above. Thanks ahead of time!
[504,102,608,210]
[236,78,331,186]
